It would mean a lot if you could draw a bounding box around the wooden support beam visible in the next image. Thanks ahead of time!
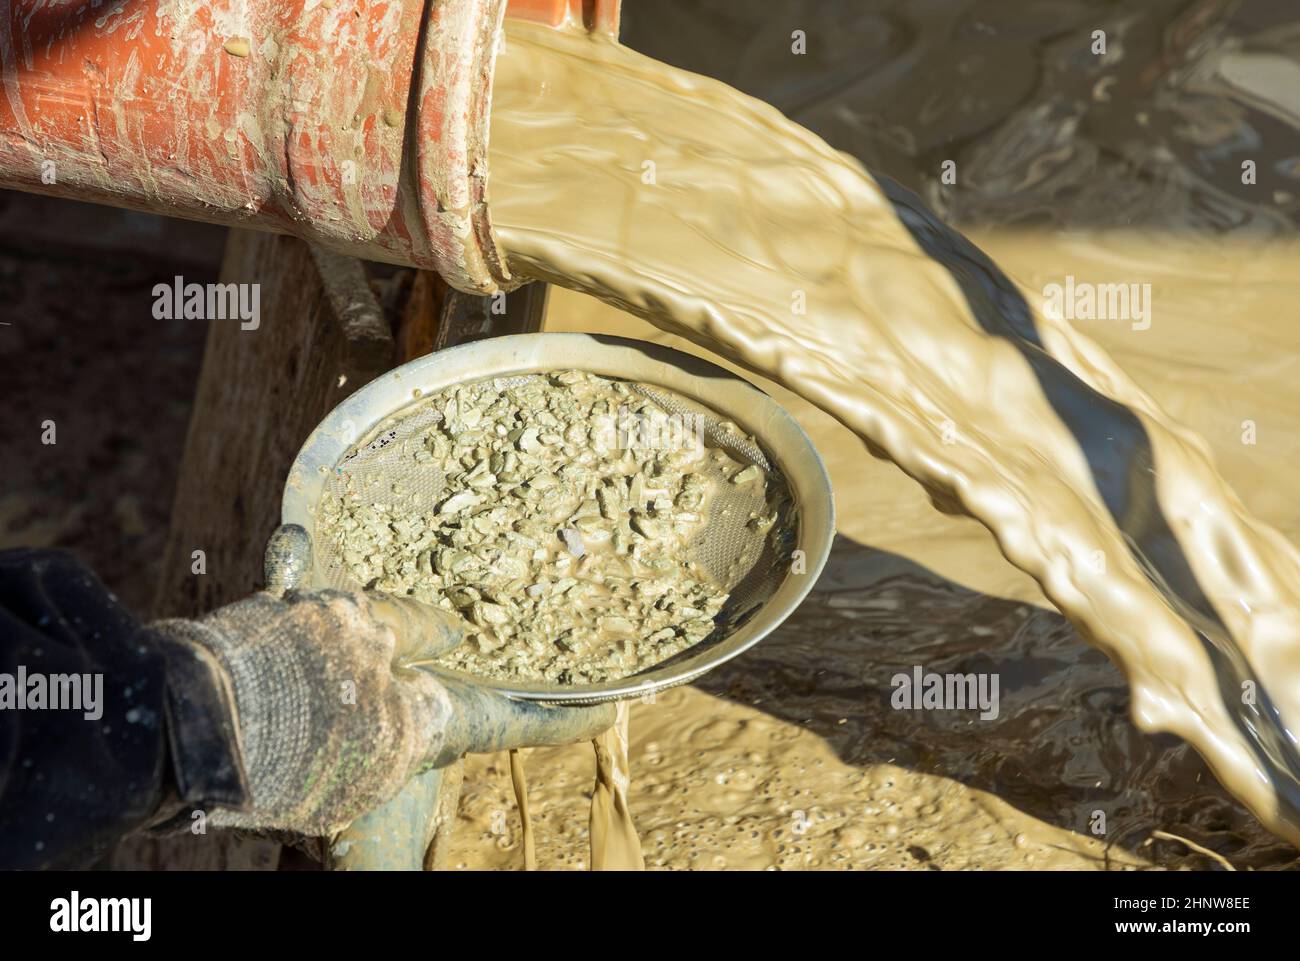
[150,232,393,620]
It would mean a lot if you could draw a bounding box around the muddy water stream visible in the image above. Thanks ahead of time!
[456,8,1300,869]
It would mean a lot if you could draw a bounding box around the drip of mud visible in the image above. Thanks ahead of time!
[509,749,537,870]
[486,20,1300,846]
[589,702,645,870]
[507,704,644,871]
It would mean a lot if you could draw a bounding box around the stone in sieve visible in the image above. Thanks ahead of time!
[281,333,834,705]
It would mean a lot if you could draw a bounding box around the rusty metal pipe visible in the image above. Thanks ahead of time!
[0,0,618,294]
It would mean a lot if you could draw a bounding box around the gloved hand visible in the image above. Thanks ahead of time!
[152,525,614,837]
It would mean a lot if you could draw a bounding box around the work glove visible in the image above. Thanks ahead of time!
[152,525,614,837]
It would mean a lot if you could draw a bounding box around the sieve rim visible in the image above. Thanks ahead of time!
[281,332,834,705]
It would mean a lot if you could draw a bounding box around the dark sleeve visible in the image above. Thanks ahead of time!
[0,549,248,869]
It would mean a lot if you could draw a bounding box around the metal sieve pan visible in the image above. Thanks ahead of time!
[281,333,834,704]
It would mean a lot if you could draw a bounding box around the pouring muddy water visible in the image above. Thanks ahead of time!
[475,15,1300,857]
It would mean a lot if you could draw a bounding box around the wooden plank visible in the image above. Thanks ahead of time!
[150,232,393,618]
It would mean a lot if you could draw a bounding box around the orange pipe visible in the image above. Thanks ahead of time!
[0,0,620,292]
[506,0,620,35]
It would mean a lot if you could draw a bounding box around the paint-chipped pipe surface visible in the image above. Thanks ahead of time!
[0,0,620,291]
